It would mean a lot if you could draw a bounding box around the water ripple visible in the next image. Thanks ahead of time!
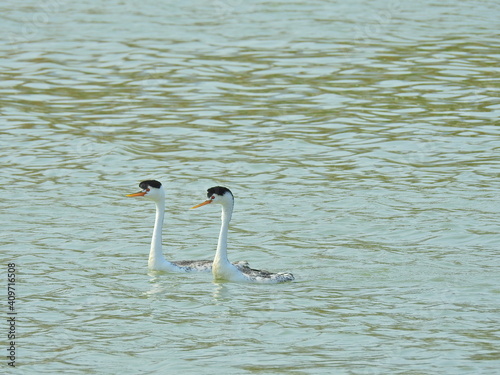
[1,1,499,374]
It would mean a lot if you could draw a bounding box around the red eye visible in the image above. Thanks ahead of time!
[211,196,215,200]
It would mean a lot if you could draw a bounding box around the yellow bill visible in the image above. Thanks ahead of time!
[126,191,147,197]
[190,200,212,209]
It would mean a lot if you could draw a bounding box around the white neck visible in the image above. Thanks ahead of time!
[213,200,233,266]
[149,198,168,269]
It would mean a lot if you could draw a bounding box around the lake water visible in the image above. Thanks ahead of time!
[1,0,499,374]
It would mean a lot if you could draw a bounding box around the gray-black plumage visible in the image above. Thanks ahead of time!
[207,186,233,199]
[139,180,162,190]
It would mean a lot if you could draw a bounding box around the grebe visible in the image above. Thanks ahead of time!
[127,180,213,272]
[191,186,294,283]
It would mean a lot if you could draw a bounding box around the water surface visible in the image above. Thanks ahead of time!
[1,0,499,374]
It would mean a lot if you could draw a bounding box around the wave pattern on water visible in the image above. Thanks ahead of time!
[1,0,499,374]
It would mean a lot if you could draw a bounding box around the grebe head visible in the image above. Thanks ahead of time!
[191,186,233,209]
[126,180,165,202]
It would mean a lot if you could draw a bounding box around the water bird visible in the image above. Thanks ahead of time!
[127,180,225,272]
[191,186,294,283]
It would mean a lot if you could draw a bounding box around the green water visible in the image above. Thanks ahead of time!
[1,0,499,374]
